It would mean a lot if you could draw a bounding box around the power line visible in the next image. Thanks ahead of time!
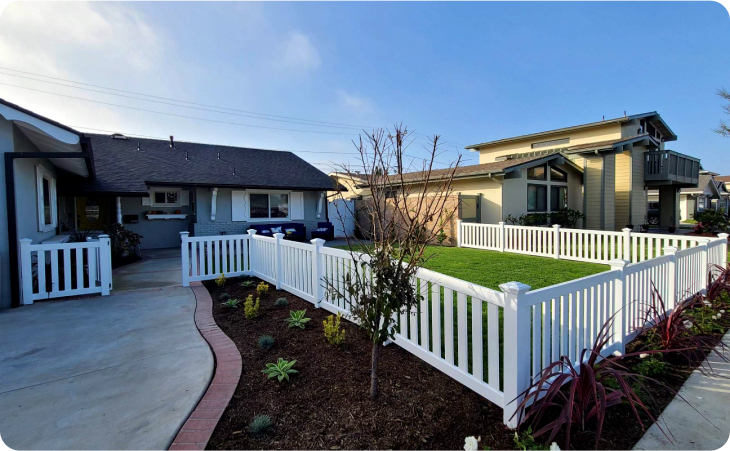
[0,66,467,147]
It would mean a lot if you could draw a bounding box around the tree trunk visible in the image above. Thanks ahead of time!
[370,340,380,398]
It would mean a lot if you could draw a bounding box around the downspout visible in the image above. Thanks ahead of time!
[600,152,605,230]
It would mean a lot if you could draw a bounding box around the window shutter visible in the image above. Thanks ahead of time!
[290,191,305,220]
[231,190,249,221]
[181,190,190,206]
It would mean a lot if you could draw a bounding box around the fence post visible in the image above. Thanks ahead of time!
[98,234,112,296]
[456,219,462,247]
[19,238,34,305]
[552,224,560,259]
[663,246,678,311]
[500,281,531,428]
[608,259,628,354]
[310,238,325,306]
[273,233,284,289]
[719,233,729,268]
[622,228,632,261]
[499,221,506,252]
[700,241,709,293]
[247,229,257,275]
[180,232,190,287]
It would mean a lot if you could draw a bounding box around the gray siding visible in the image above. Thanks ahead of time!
[193,188,325,239]
[121,191,195,250]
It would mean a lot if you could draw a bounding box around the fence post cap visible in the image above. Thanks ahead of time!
[621,227,633,233]
[273,233,285,239]
[179,231,189,236]
[498,221,505,226]
[19,238,32,243]
[499,281,531,295]
[608,258,629,269]
[310,238,326,247]
[718,233,729,240]
[552,224,561,229]
[662,245,678,254]
[247,229,257,235]
[98,234,110,239]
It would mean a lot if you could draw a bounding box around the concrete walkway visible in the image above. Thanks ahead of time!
[634,332,730,450]
[113,248,182,292]
[0,286,213,450]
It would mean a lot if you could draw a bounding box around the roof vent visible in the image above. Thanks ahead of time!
[111,133,129,140]
[169,135,174,148]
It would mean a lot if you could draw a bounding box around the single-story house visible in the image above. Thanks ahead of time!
[0,98,336,309]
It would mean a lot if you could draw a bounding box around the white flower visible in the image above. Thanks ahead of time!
[464,436,480,451]
[640,353,649,359]
[721,310,726,314]
[612,350,623,357]
[684,320,694,328]
[703,300,712,306]
[550,443,561,451]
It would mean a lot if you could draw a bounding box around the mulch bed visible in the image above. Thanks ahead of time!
[203,277,728,450]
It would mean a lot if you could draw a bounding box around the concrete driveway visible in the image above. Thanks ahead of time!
[113,248,182,292]
[0,285,213,450]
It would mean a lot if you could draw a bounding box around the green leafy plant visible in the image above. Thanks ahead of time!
[220,292,230,301]
[244,295,260,319]
[257,282,270,297]
[248,414,273,435]
[215,273,227,287]
[102,223,143,261]
[323,312,346,345]
[262,358,298,382]
[635,354,669,378]
[275,297,288,307]
[241,280,256,288]
[285,310,311,329]
[221,298,240,309]
[694,210,729,234]
[513,427,549,451]
[258,335,275,349]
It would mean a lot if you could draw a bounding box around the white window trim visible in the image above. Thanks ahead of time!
[36,165,57,233]
[149,188,182,207]
[247,190,292,222]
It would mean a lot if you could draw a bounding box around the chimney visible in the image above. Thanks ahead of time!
[169,135,174,148]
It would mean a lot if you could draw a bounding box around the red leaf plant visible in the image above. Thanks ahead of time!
[510,316,667,450]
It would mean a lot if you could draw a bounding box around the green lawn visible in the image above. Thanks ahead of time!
[336,245,609,290]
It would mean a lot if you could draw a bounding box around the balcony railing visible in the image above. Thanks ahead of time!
[645,150,700,185]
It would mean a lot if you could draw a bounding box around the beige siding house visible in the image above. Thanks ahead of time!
[466,112,701,230]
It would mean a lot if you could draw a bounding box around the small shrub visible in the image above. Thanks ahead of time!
[221,299,240,309]
[513,427,548,451]
[241,280,256,288]
[275,297,288,307]
[285,310,310,329]
[258,335,275,349]
[244,295,260,319]
[635,354,669,378]
[323,313,346,345]
[215,273,227,287]
[257,282,270,297]
[262,358,298,382]
[248,414,273,435]
[220,292,230,301]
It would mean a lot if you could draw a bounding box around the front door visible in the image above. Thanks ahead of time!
[458,194,481,223]
[76,197,108,230]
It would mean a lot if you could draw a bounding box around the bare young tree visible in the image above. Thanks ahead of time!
[714,88,730,137]
[328,125,461,398]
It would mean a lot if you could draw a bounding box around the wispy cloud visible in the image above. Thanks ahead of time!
[336,89,375,114]
[274,32,321,73]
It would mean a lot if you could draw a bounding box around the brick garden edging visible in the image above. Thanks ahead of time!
[169,282,241,450]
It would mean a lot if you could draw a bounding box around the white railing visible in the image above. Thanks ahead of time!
[19,235,112,305]
[457,220,714,264]
[180,230,728,428]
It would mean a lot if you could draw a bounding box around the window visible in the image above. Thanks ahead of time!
[527,164,547,181]
[550,166,567,182]
[36,165,57,232]
[698,196,706,210]
[550,186,568,211]
[250,193,289,219]
[527,184,547,211]
[531,137,569,149]
[150,189,180,207]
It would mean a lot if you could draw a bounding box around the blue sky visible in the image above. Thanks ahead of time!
[0,1,728,173]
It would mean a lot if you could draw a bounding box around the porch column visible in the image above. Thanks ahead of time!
[116,197,122,224]
[658,186,679,228]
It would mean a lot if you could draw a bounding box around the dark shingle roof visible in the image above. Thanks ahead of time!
[63,134,336,194]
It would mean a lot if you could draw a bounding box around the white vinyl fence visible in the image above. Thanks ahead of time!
[180,230,728,427]
[19,235,112,305]
[457,220,713,264]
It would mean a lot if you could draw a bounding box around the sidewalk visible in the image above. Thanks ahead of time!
[634,332,730,450]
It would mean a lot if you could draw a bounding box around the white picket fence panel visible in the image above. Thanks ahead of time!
[457,220,715,264]
[19,235,112,305]
[180,230,728,428]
